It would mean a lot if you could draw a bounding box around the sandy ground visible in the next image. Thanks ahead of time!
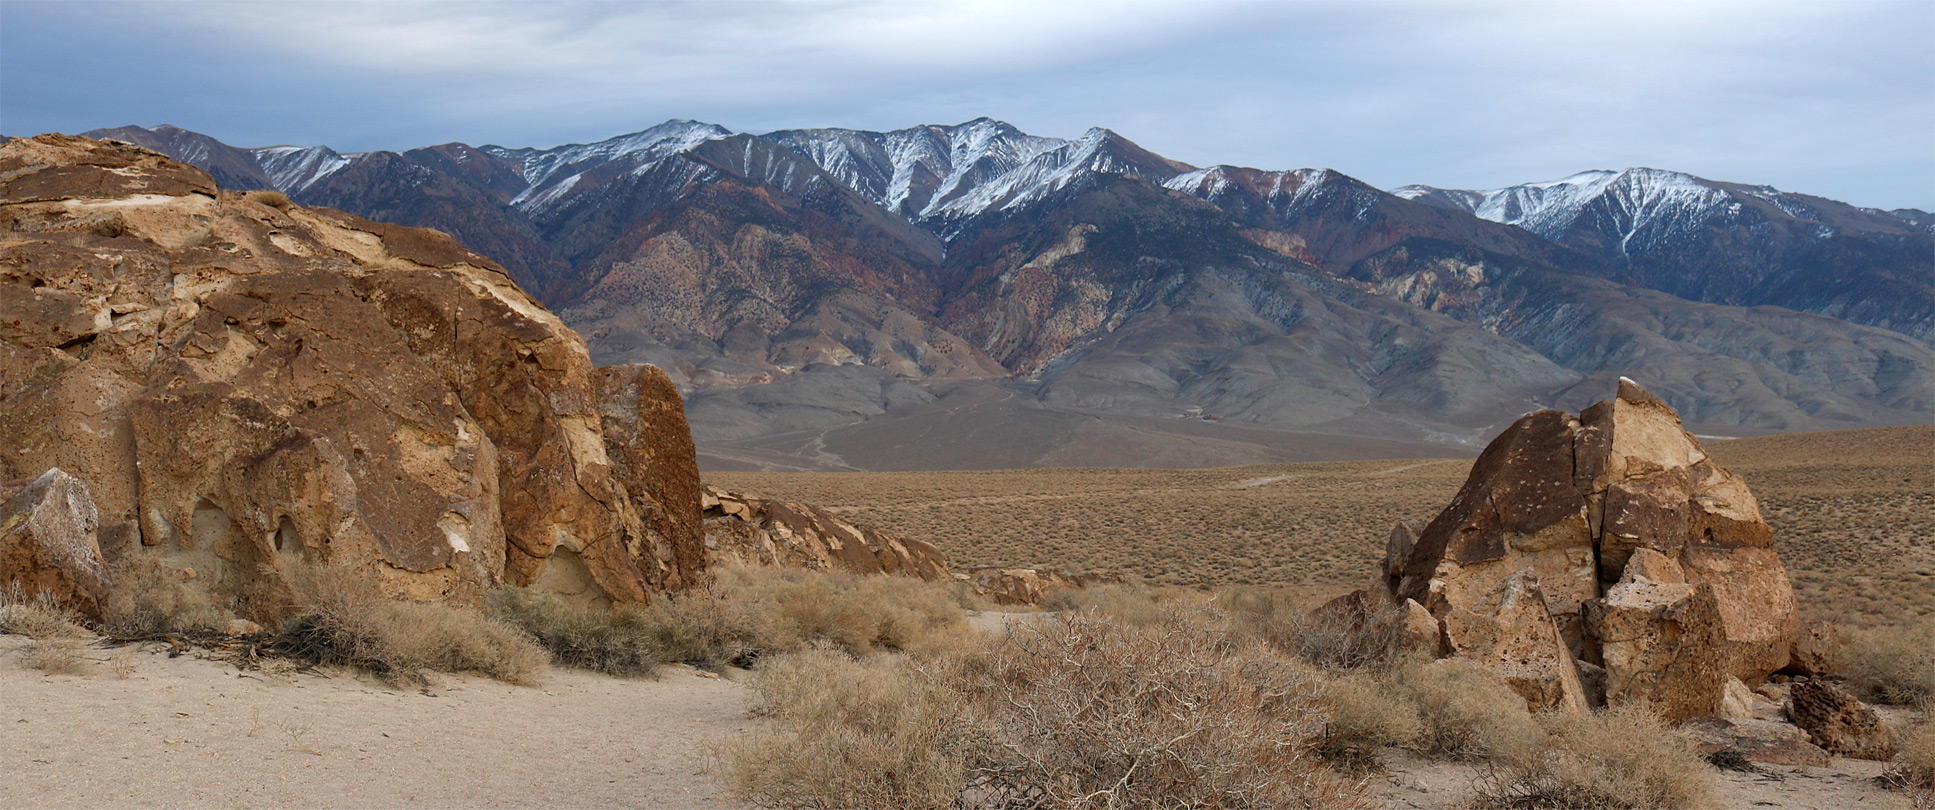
[1368,749,1915,810]
[0,635,753,809]
[4,628,1923,810]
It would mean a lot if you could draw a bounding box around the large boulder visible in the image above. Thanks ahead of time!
[701,486,949,581]
[1787,620,1843,677]
[0,135,706,615]
[1786,680,1900,761]
[0,469,111,618]
[1582,549,1728,723]
[1390,378,1799,709]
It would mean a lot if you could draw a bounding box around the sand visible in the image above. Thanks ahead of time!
[0,635,753,809]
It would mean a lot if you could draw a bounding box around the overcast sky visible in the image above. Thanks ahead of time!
[4,0,1931,208]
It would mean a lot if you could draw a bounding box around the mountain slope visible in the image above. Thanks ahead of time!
[70,122,1932,467]
[1396,169,1935,339]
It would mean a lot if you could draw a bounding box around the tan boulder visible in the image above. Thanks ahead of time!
[1719,677,1758,720]
[0,135,704,614]
[0,469,111,618]
[1787,620,1842,677]
[1396,409,1598,660]
[1583,548,1728,724]
[1786,680,1899,760]
[1585,379,1796,679]
[595,364,706,592]
[702,486,949,582]
[1439,570,1590,714]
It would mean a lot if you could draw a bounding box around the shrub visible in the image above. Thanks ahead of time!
[487,588,666,677]
[949,608,1365,809]
[1843,620,1935,706]
[1043,582,1173,626]
[100,556,230,638]
[1310,668,1422,772]
[275,562,546,685]
[661,564,971,666]
[716,646,963,810]
[24,636,93,676]
[1476,704,1715,810]
[1886,718,1935,806]
[244,189,293,208]
[0,583,88,640]
[1393,654,1545,761]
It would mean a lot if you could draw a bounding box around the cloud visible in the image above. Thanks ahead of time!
[3,0,1929,208]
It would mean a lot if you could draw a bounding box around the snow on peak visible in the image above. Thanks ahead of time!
[498,119,732,211]
[248,144,350,192]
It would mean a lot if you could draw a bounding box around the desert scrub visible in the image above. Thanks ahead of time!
[720,605,1369,810]
[1308,667,1422,773]
[717,646,964,810]
[1042,581,1174,626]
[1887,718,1935,806]
[487,587,667,677]
[950,607,1366,810]
[0,585,95,675]
[0,583,89,639]
[1842,619,1935,705]
[276,561,546,685]
[1475,704,1714,810]
[100,556,231,638]
[1393,654,1544,761]
[676,564,970,662]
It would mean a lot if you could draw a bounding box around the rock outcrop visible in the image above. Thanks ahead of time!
[1363,378,1799,714]
[701,486,949,581]
[1786,680,1900,761]
[0,135,706,615]
[1787,620,1843,677]
[0,469,111,618]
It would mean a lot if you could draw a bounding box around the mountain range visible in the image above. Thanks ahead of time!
[77,121,1934,470]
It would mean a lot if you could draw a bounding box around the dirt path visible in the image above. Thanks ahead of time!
[1369,750,1914,810]
[0,636,753,809]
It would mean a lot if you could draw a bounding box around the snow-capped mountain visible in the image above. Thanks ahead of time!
[72,121,1931,462]
[1396,168,1935,338]
[765,119,1192,236]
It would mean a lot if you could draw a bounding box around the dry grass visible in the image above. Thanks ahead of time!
[275,562,547,686]
[1393,655,1545,762]
[1,585,97,675]
[1841,619,1935,706]
[720,604,1369,810]
[709,425,1935,625]
[1885,718,1935,806]
[100,556,231,638]
[487,588,669,678]
[716,646,964,810]
[1308,668,1422,773]
[1476,704,1715,810]
[681,564,971,663]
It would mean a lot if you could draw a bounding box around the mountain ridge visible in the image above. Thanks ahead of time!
[66,121,1932,469]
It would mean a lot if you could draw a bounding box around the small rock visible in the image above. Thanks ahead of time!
[1786,680,1899,760]
[223,619,263,636]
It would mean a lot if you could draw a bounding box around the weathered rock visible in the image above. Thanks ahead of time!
[1583,548,1729,723]
[596,364,706,593]
[1720,676,1758,720]
[967,567,1080,607]
[1786,680,1900,760]
[1383,521,1418,581]
[0,135,705,614]
[701,486,949,581]
[1396,597,1442,656]
[1439,570,1590,714]
[1683,716,1833,768]
[1392,378,1800,712]
[1587,378,1797,679]
[1787,620,1843,677]
[1396,409,1598,660]
[0,469,111,618]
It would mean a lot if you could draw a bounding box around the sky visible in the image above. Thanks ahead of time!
[4,0,1932,209]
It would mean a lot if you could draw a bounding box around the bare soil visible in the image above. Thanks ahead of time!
[0,635,753,809]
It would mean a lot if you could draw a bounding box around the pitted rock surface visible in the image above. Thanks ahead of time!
[1786,680,1900,761]
[0,135,705,614]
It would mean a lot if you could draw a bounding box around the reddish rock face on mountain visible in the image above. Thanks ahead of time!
[1373,378,1798,713]
[0,135,705,615]
[701,485,948,581]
